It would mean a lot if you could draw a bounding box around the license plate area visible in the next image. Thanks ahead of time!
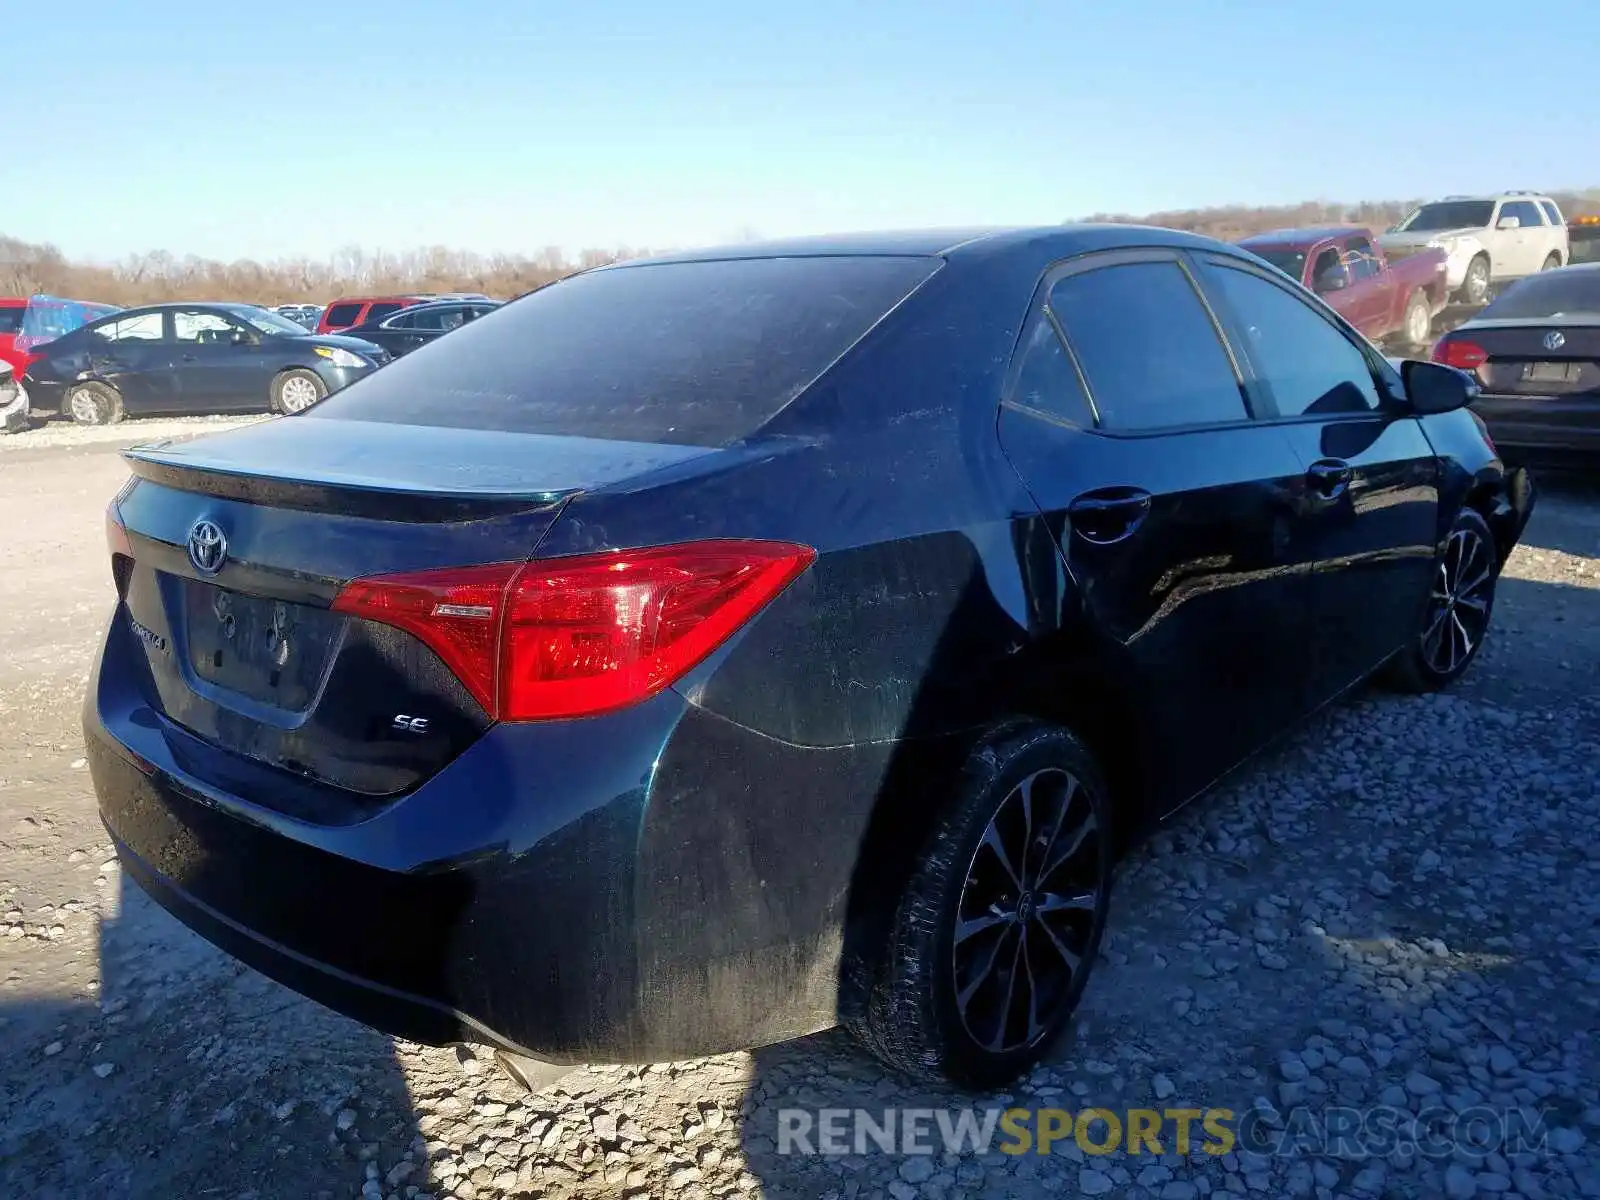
[181,578,340,710]
[1522,361,1581,384]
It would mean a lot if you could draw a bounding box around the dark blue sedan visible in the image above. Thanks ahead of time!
[87,226,1531,1089]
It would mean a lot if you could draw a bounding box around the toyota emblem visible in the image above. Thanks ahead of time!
[187,519,228,575]
[1543,330,1566,351]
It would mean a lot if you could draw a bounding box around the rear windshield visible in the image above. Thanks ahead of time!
[1480,270,1600,319]
[0,307,22,335]
[323,302,361,326]
[309,255,940,446]
[1248,249,1306,281]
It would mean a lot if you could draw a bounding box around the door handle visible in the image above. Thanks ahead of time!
[1068,487,1153,545]
[1306,459,1352,500]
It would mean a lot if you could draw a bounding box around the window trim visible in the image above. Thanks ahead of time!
[1189,252,1404,425]
[87,307,168,345]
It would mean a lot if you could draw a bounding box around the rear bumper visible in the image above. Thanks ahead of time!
[85,608,887,1062]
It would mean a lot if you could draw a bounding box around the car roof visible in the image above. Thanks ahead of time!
[1238,226,1367,247]
[601,224,1236,270]
[1430,192,1552,202]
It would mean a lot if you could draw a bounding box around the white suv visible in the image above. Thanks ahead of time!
[1378,191,1568,305]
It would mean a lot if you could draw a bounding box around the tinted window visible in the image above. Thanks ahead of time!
[1048,262,1247,430]
[324,303,361,326]
[1008,313,1092,426]
[0,307,22,335]
[366,303,406,322]
[1204,263,1380,417]
[311,256,940,446]
[92,312,164,342]
[402,307,451,331]
[1501,201,1544,228]
[382,309,419,329]
[1480,270,1600,318]
[1250,249,1305,281]
[1400,201,1494,232]
[1540,200,1563,226]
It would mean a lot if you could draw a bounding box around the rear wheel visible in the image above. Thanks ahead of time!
[271,369,326,415]
[1383,508,1498,693]
[1459,255,1491,305]
[1401,291,1432,346]
[1541,252,1562,271]
[848,721,1114,1089]
[64,381,123,426]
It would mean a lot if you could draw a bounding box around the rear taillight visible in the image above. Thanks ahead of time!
[1432,338,1488,370]
[332,540,817,721]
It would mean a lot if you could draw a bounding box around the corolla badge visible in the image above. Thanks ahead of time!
[187,519,227,574]
[1543,330,1566,351]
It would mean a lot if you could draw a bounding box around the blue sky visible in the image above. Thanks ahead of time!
[3,0,1591,263]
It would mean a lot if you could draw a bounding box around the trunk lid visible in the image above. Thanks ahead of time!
[1460,320,1600,397]
[110,416,716,813]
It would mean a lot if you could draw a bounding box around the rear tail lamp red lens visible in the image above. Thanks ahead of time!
[1432,338,1488,370]
[332,540,817,721]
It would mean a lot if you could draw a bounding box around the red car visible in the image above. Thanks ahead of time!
[1236,226,1450,347]
[315,295,429,335]
[0,296,120,379]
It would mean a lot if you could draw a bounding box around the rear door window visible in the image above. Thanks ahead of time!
[0,307,23,335]
[365,302,407,322]
[323,303,362,327]
[310,255,942,446]
[1006,311,1093,427]
[91,312,165,342]
[1048,261,1249,431]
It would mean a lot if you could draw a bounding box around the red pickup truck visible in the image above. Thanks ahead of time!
[1236,226,1450,347]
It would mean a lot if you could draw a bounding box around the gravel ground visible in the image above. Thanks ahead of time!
[0,441,1596,1200]
[0,413,267,455]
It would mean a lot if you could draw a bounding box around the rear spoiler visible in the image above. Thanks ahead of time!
[122,445,576,523]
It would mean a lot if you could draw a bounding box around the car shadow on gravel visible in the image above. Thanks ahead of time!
[732,570,1600,1200]
[1,865,424,1200]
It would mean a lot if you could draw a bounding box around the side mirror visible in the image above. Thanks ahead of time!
[1497,215,1521,230]
[1314,264,1352,293]
[1402,360,1477,414]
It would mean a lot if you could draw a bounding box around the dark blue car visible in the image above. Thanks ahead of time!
[24,302,389,423]
[87,226,1532,1089]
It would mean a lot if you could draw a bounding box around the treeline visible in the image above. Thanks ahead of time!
[6,188,1599,306]
[0,240,647,306]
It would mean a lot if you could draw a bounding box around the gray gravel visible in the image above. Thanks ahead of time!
[1,447,1596,1199]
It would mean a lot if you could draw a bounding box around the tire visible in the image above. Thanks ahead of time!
[1459,255,1491,306]
[847,720,1114,1089]
[1401,291,1432,347]
[270,368,327,415]
[1383,508,1498,693]
[64,381,124,426]
[1541,252,1562,271]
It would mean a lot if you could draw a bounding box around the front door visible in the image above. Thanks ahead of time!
[1190,252,1441,704]
[996,249,1317,812]
[171,309,269,410]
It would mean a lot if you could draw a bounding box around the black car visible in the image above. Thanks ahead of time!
[88,226,1533,1091]
[339,298,501,358]
[1432,263,1600,467]
[24,303,390,424]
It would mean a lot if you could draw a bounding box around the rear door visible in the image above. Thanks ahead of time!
[995,249,1318,809]
[171,308,271,410]
[1192,253,1440,702]
[319,301,363,332]
[86,311,178,413]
